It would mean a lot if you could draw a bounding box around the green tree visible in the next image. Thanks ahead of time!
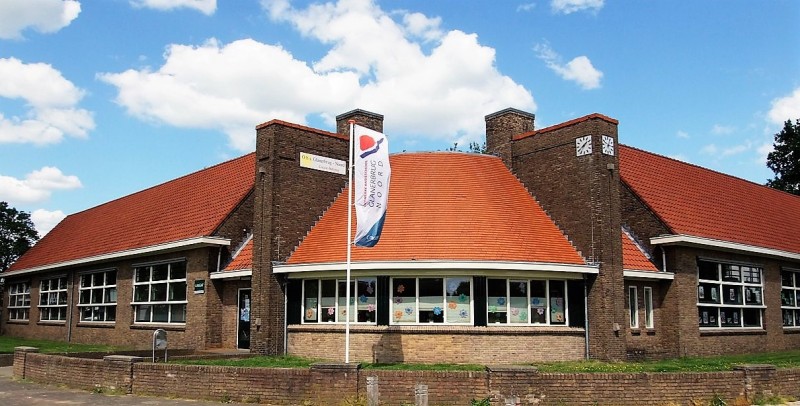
[766,119,800,195]
[0,201,39,272]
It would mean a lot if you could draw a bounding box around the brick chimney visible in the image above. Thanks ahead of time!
[485,108,535,169]
[336,109,384,137]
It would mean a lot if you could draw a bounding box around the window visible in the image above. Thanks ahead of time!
[132,261,187,324]
[697,260,764,328]
[487,279,566,325]
[629,286,638,328]
[302,278,376,323]
[8,282,31,321]
[78,270,117,322]
[781,269,800,327]
[643,286,654,329]
[38,277,68,322]
[391,277,471,324]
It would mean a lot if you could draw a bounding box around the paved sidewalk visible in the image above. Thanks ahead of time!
[0,366,248,405]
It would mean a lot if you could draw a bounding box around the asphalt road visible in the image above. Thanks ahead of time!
[0,366,248,405]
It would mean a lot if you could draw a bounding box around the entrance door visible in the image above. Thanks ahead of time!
[237,289,251,349]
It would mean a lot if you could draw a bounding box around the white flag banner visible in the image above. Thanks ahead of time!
[353,124,391,247]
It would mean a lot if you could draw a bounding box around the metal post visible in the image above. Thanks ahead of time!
[366,376,379,406]
[414,384,428,406]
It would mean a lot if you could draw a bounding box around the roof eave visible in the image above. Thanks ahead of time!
[6,236,231,277]
[650,234,800,261]
[274,260,598,274]
[623,269,675,280]
[210,269,252,280]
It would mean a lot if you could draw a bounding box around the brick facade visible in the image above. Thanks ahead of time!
[288,325,586,364]
[486,110,627,360]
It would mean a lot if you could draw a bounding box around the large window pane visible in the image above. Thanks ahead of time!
[487,279,507,324]
[392,278,416,323]
[303,279,319,323]
[418,278,443,323]
[530,281,547,324]
[445,277,470,324]
[550,281,566,325]
[320,279,336,322]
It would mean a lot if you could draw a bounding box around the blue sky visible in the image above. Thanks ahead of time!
[1,0,799,236]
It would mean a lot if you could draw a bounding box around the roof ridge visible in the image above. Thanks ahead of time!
[514,113,619,141]
[620,144,800,199]
[255,119,347,141]
[66,152,257,218]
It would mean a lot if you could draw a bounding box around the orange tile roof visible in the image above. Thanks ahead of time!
[224,238,253,272]
[621,230,658,272]
[287,152,585,265]
[8,153,256,273]
[619,145,800,254]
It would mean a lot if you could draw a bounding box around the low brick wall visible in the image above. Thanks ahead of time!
[12,347,800,405]
[0,353,12,367]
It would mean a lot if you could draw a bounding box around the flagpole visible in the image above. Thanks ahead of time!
[345,120,355,364]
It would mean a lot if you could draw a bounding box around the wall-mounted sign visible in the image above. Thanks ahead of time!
[194,279,205,294]
[300,152,346,175]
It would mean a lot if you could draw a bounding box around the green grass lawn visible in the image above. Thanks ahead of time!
[4,334,799,373]
[172,349,800,373]
[533,349,800,373]
[0,336,123,354]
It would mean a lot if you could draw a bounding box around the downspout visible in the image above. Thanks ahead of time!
[216,247,222,272]
[661,247,667,273]
[584,274,589,360]
[284,283,288,355]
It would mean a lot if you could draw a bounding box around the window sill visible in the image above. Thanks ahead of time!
[6,320,30,325]
[783,327,800,334]
[699,328,765,336]
[77,322,116,329]
[130,324,186,331]
[36,321,66,326]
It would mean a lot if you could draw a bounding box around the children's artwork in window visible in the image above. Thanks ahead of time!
[392,278,416,323]
[445,277,470,324]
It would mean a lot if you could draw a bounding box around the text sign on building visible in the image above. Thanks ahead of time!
[300,152,346,175]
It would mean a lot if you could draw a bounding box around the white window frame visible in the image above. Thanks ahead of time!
[301,277,377,324]
[390,277,473,325]
[781,268,800,328]
[38,276,68,322]
[131,260,187,324]
[486,278,568,326]
[643,286,654,329]
[78,269,117,323]
[697,260,764,329]
[629,286,639,328]
[8,282,31,321]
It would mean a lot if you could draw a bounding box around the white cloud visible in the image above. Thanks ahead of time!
[101,0,535,150]
[757,142,773,166]
[534,42,602,89]
[130,0,216,15]
[701,144,718,155]
[0,167,82,205]
[676,130,689,139]
[402,12,443,42]
[31,208,66,237]
[711,124,735,135]
[551,0,603,14]
[517,3,536,12]
[767,87,800,124]
[0,0,80,39]
[0,57,95,145]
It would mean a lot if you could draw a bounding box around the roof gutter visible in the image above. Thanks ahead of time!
[650,234,800,261]
[274,260,599,275]
[210,269,252,280]
[623,269,675,280]
[7,236,231,276]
